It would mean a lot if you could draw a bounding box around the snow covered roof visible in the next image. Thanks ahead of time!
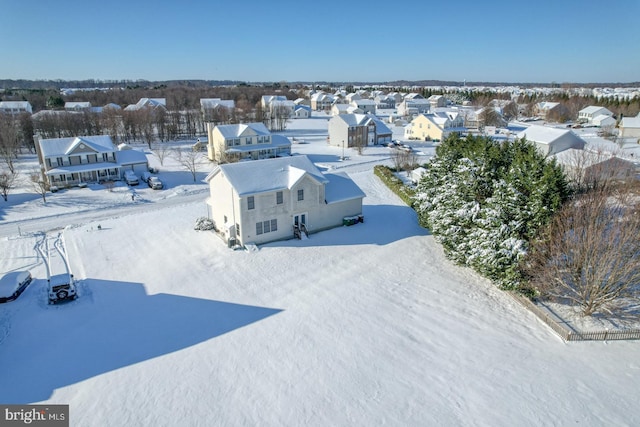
[44,161,120,176]
[206,155,328,196]
[332,114,392,134]
[124,98,166,111]
[116,149,148,166]
[214,122,271,139]
[579,105,612,115]
[620,115,640,129]
[65,101,91,109]
[200,98,235,109]
[324,172,366,204]
[0,101,32,112]
[38,135,115,158]
[517,125,584,146]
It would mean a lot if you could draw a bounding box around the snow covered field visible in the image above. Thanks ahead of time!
[1,115,640,426]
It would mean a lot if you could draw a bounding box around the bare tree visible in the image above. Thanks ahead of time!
[29,170,48,203]
[0,169,18,201]
[173,148,205,182]
[0,114,21,173]
[521,183,640,317]
[152,143,171,166]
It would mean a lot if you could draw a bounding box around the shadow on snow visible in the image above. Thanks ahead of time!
[0,279,282,403]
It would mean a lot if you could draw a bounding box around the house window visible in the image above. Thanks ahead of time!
[256,219,277,235]
[57,157,63,166]
[103,153,109,161]
[248,196,255,210]
[236,224,240,235]
[246,137,252,145]
[276,191,283,205]
[297,189,304,201]
[224,215,228,223]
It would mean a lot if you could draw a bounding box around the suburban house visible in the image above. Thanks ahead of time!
[310,92,335,110]
[374,94,396,109]
[331,104,362,116]
[428,95,447,108]
[205,122,291,162]
[350,99,376,115]
[124,98,167,111]
[619,113,640,141]
[553,149,635,183]
[200,98,235,122]
[517,125,586,156]
[397,98,431,117]
[0,101,33,114]
[578,106,614,124]
[327,114,393,148]
[293,104,311,118]
[65,102,91,111]
[34,135,148,188]
[405,112,465,141]
[204,155,366,246]
[534,102,568,121]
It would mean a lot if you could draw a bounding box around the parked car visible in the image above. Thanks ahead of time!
[123,170,139,185]
[140,171,151,183]
[48,275,78,304]
[148,176,163,190]
[0,271,33,303]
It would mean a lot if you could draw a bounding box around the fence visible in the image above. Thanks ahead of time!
[508,292,640,342]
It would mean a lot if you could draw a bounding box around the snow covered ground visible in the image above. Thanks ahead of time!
[1,115,640,426]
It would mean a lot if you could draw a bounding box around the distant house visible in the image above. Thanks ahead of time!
[328,114,393,148]
[374,94,396,109]
[204,155,365,246]
[578,106,614,124]
[310,92,335,110]
[619,113,640,140]
[396,98,431,117]
[331,104,362,116]
[405,112,465,141]
[205,122,291,162]
[293,104,312,119]
[350,99,376,115]
[428,95,447,108]
[0,101,32,115]
[517,125,586,156]
[65,102,91,111]
[534,102,568,121]
[200,98,235,122]
[34,135,148,188]
[553,149,635,183]
[124,98,167,111]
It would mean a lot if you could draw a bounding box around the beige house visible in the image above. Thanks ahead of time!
[405,112,465,141]
[205,122,291,162]
[619,113,640,141]
[204,155,365,246]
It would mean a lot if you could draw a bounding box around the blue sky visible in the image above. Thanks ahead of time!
[1,0,639,83]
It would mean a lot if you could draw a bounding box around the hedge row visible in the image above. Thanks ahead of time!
[373,165,416,207]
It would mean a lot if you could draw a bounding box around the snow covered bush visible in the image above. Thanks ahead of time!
[194,217,216,231]
[413,134,569,289]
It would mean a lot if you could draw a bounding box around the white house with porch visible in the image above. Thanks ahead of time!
[204,155,365,246]
[35,135,148,188]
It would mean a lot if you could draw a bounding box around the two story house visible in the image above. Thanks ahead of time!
[205,155,365,246]
[35,135,147,188]
[517,125,586,156]
[405,112,465,141]
[205,122,291,162]
[0,101,33,115]
[328,114,393,148]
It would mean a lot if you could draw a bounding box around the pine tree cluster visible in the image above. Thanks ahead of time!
[413,134,570,289]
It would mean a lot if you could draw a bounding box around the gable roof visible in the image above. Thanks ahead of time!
[38,135,115,157]
[517,125,586,148]
[206,155,328,196]
[620,115,640,129]
[579,106,612,116]
[214,122,270,139]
